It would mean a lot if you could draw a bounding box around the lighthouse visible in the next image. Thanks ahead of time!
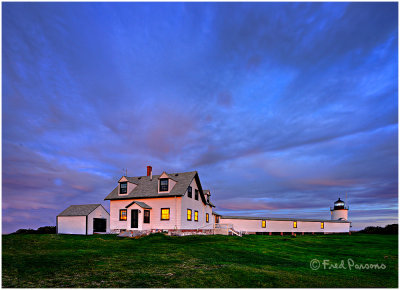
[330,198,349,220]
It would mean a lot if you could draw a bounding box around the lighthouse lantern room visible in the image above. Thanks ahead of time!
[330,198,349,220]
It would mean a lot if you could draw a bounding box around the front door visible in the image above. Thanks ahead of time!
[131,209,139,228]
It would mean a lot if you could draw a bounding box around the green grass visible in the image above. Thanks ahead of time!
[2,233,398,288]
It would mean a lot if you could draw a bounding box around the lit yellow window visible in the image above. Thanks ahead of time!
[119,209,127,221]
[187,209,192,221]
[161,208,170,220]
[194,211,198,221]
[262,220,266,228]
[321,222,324,229]
[206,213,209,223]
[293,221,297,228]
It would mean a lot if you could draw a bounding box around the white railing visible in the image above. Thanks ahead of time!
[197,224,214,230]
[214,223,242,237]
[214,223,233,229]
[229,228,242,237]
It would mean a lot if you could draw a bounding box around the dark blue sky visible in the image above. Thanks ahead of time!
[3,2,398,233]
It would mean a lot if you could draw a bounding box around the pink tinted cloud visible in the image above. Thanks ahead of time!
[143,105,198,155]
[217,198,279,211]
[3,143,111,213]
[302,178,360,187]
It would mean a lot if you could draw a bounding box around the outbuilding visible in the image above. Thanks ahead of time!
[57,204,110,235]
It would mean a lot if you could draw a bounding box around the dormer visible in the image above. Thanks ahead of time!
[118,176,137,195]
[158,172,177,193]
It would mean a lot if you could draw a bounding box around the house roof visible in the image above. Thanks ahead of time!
[57,204,103,217]
[220,215,351,223]
[104,171,208,204]
[125,201,152,209]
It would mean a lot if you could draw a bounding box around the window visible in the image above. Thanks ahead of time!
[321,222,324,229]
[194,211,198,222]
[293,221,297,228]
[160,179,168,192]
[188,186,192,198]
[144,210,150,223]
[119,209,127,221]
[161,208,170,220]
[120,182,127,194]
[195,189,199,200]
[187,209,192,221]
[262,220,266,228]
[216,216,220,223]
[206,213,209,223]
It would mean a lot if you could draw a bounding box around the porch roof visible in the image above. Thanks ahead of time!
[125,201,152,209]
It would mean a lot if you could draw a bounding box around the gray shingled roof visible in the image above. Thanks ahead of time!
[125,201,152,209]
[105,171,207,204]
[58,204,101,216]
[220,215,351,223]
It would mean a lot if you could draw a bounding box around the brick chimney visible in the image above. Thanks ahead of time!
[147,166,152,177]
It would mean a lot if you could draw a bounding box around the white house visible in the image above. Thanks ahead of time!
[57,204,110,235]
[104,166,215,234]
[103,166,351,235]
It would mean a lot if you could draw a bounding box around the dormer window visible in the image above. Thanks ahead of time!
[160,179,169,191]
[120,182,127,194]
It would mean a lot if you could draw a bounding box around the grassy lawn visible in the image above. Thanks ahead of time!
[2,233,398,288]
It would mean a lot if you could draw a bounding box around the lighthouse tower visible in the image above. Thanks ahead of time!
[330,198,349,220]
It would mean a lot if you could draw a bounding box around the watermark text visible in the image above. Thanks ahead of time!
[310,258,386,271]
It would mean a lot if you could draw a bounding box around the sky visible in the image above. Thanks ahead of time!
[2,2,398,233]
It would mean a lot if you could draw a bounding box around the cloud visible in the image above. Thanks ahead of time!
[2,2,397,233]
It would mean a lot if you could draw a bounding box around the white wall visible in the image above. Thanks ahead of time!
[220,218,350,233]
[87,205,110,234]
[110,197,182,231]
[124,203,147,231]
[331,209,348,220]
[58,216,86,235]
[324,221,351,233]
[180,178,213,230]
[266,220,325,233]
[219,218,263,233]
